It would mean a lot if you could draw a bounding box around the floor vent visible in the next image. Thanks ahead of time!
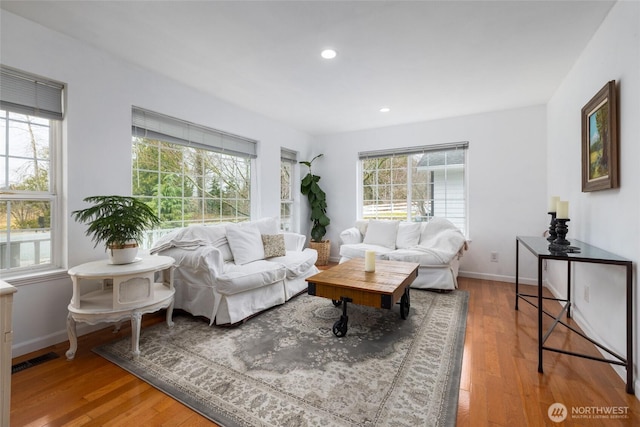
[12,351,59,374]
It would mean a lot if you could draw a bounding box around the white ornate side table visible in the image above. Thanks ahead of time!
[66,255,175,360]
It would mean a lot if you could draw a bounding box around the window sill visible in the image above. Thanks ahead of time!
[1,268,69,287]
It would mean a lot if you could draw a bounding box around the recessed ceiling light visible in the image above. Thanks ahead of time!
[379,107,391,113]
[321,49,337,59]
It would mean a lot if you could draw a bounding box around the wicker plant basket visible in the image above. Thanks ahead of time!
[309,240,331,266]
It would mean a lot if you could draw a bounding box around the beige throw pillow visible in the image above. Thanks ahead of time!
[262,234,286,258]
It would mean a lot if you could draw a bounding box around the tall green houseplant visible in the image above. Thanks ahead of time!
[300,154,330,243]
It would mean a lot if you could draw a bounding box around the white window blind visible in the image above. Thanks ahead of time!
[132,107,257,158]
[358,141,468,159]
[281,148,297,163]
[0,66,64,120]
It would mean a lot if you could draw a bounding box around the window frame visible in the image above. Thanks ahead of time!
[358,142,468,235]
[280,148,298,232]
[0,66,64,277]
[131,107,257,248]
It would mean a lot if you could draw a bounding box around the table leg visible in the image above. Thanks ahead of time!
[538,257,544,373]
[65,313,77,360]
[567,260,572,319]
[131,311,142,357]
[515,239,520,310]
[166,299,175,327]
[400,287,410,319]
[333,297,351,337]
[626,263,634,394]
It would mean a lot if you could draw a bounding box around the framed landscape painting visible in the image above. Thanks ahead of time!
[581,80,618,192]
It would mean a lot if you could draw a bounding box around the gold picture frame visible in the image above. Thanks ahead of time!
[581,80,618,192]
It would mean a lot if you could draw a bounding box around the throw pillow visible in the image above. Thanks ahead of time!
[244,217,280,235]
[262,234,286,258]
[396,222,422,249]
[362,220,400,249]
[226,224,265,265]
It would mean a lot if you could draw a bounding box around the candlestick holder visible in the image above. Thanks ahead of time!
[549,218,570,252]
[547,212,557,242]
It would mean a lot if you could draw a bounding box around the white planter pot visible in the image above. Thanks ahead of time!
[108,242,139,264]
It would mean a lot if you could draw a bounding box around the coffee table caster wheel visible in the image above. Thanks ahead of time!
[333,318,348,337]
[332,299,342,307]
[400,292,410,320]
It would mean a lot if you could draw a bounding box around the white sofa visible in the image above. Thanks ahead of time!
[339,217,467,291]
[150,218,319,325]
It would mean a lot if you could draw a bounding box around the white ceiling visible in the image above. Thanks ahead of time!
[1,1,615,136]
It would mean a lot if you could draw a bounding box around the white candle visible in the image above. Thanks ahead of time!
[364,250,376,272]
[549,196,560,212]
[556,201,569,219]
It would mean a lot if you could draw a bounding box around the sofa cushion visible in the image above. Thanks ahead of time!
[226,224,265,265]
[269,248,318,278]
[216,260,286,295]
[396,222,421,249]
[362,220,399,249]
[386,248,454,266]
[262,234,286,258]
[339,243,395,260]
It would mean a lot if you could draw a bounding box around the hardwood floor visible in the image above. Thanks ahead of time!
[10,277,640,426]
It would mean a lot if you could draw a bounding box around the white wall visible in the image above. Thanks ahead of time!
[315,105,548,283]
[1,11,315,356]
[546,0,639,390]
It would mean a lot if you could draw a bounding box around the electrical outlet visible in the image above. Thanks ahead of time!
[584,285,590,303]
[490,252,499,262]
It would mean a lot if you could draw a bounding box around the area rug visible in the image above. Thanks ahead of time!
[94,289,469,427]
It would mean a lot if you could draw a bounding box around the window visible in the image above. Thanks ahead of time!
[280,148,297,232]
[132,107,256,248]
[0,66,64,274]
[359,142,468,234]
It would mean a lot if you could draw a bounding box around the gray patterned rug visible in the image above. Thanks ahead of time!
[94,289,468,427]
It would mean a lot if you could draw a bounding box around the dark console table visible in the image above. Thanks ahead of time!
[515,236,634,394]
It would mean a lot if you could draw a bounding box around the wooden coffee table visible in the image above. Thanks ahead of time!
[306,258,419,337]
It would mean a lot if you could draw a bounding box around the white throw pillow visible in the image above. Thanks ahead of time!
[226,224,265,265]
[396,222,421,249]
[244,217,279,235]
[363,220,400,249]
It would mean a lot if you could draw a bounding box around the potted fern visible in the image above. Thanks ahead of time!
[300,154,330,265]
[72,195,160,264]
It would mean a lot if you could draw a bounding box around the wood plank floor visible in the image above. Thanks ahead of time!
[11,277,640,426]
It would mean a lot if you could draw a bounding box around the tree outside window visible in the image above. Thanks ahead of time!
[361,146,467,234]
[0,111,56,270]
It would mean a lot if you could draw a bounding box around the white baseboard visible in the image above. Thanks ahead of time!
[12,323,104,359]
[458,270,538,286]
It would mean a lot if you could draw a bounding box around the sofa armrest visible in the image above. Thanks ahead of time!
[340,227,363,245]
[281,232,306,252]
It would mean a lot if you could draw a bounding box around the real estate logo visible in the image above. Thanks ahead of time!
[548,403,568,422]
[548,402,630,422]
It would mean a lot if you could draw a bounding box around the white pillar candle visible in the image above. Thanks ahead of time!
[556,201,569,219]
[364,250,376,272]
[548,196,560,212]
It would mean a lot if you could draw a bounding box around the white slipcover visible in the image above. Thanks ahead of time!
[339,217,467,291]
[151,220,319,325]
